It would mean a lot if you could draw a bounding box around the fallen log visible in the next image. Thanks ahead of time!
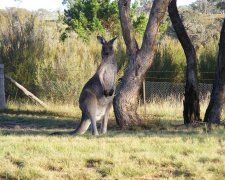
[5,75,48,109]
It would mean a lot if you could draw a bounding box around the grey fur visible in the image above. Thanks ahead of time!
[70,36,118,135]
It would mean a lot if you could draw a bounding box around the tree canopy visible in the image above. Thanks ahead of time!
[62,0,149,40]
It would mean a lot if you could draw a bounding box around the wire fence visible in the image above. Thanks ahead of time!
[144,81,212,101]
[4,68,215,106]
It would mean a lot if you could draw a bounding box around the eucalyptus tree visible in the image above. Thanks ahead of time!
[168,0,201,124]
[204,19,225,124]
[113,0,171,127]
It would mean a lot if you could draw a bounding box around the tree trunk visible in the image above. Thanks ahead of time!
[204,19,225,124]
[113,0,171,128]
[168,0,201,124]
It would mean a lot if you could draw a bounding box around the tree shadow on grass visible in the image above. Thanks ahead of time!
[102,118,225,139]
[0,109,224,137]
[0,108,73,118]
[0,108,80,136]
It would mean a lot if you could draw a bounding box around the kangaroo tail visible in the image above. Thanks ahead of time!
[69,120,91,135]
[50,120,91,136]
[50,131,71,136]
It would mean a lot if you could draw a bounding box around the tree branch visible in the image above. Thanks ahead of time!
[140,0,171,55]
[168,0,197,62]
[5,75,48,109]
[118,0,138,58]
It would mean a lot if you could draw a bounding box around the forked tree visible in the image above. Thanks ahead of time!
[204,19,225,124]
[113,0,171,128]
[168,0,201,124]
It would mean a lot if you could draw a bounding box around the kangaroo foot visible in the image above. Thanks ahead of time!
[92,131,99,136]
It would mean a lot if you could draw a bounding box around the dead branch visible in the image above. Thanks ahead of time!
[5,75,48,109]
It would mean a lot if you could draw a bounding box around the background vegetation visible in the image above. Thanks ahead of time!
[0,0,224,104]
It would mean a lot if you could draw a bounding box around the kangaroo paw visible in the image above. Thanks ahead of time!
[108,89,114,96]
[104,89,114,97]
[103,90,109,97]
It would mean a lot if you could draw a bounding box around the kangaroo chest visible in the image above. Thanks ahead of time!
[103,66,116,85]
[98,62,117,90]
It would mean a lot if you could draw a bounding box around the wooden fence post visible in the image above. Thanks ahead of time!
[143,79,146,117]
[0,64,6,109]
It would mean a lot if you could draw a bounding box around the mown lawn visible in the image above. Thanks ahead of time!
[0,102,224,179]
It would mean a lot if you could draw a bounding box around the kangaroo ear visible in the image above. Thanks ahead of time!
[108,36,118,45]
[97,36,106,45]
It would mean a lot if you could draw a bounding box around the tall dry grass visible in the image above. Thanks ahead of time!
[138,95,213,120]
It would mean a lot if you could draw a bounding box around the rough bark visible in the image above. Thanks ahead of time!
[168,0,201,124]
[204,19,225,124]
[113,0,171,128]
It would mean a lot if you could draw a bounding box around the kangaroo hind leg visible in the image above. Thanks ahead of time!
[101,103,112,134]
[79,90,98,135]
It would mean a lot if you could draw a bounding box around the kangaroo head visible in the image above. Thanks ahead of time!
[97,36,118,58]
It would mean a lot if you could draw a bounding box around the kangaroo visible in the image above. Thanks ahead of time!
[52,36,118,136]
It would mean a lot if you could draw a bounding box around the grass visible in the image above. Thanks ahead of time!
[0,99,224,179]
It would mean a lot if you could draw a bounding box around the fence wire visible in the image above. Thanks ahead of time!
[5,69,215,105]
[144,81,212,101]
